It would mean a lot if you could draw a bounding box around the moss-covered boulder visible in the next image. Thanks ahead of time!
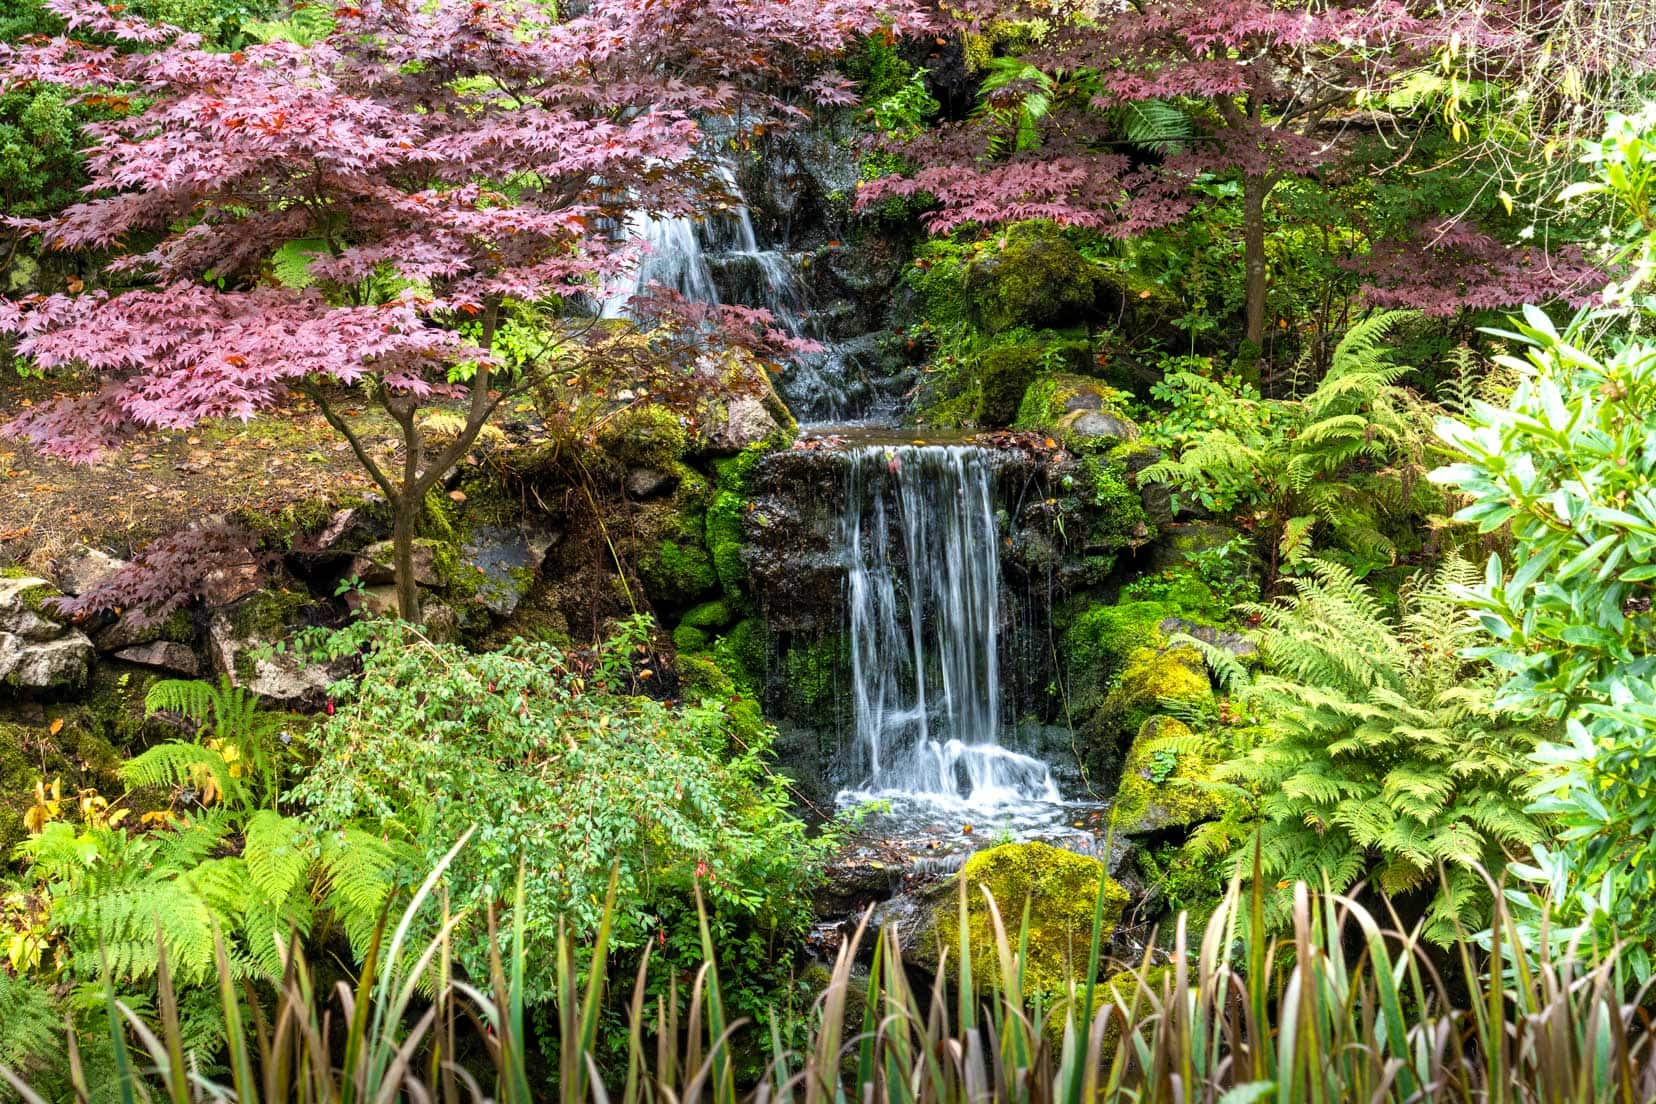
[1015,373,1138,446]
[964,223,1101,333]
[911,842,1128,994]
[1109,716,1222,837]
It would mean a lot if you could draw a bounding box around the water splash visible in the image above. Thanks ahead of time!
[836,445,1060,811]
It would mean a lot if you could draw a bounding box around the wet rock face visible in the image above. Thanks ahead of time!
[742,449,848,633]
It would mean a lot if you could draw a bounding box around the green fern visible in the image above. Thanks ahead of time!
[1142,312,1443,579]
[1211,556,1546,942]
[141,675,295,810]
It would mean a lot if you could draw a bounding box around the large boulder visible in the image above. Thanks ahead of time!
[0,575,93,693]
[706,395,784,453]
[902,842,1128,993]
[207,591,344,706]
[51,544,128,597]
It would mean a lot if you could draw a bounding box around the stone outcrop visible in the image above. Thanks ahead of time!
[0,575,93,693]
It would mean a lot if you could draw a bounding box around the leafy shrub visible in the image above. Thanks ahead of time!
[1433,110,1656,970]
[291,616,827,1005]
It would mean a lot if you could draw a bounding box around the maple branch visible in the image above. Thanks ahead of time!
[299,381,398,502]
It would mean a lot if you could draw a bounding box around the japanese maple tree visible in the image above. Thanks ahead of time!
[0,0,917,620]
[860,1,1553,353]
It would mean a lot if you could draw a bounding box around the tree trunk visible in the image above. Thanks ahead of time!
[391,496,421,623]
[1242,170,1268,351]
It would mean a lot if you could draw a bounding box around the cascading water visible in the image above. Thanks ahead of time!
[836,445,1060,810]
[599,160,891,423]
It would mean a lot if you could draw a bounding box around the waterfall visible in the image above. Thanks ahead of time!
[599,162,885,423]
[838,445,1060,809]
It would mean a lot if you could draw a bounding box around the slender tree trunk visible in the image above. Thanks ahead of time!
[1242,170,1268,350]
[391,495,421,623]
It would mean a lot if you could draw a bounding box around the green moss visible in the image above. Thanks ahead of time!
[672,623,709,653]
[639,539,718,602]
[597,404,689,471]
[1060,600,1175,700]
[677,652,735,700]
[1103,644,1213,736]
[978,344,1045,427]
[964,222,1101,334]
[714,618,766,694]
[227,587,312,641]
[681,600,734,630]
[1109,716,1222,837]
[929,842,1128,994]
[777,634,840,717]
[705,491,748,598]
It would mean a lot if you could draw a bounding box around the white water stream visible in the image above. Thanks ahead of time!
[835,445,1060,812]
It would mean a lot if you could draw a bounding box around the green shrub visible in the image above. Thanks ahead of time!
[291,616,824,1005]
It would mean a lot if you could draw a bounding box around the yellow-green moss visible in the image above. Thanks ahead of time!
[1109,716,1222,836]
[681,600,734,630]
[929,842,1128,994]
[672,623,709,653]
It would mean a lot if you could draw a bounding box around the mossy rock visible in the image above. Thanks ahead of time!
[1109,716,1222,837]
[672,623,709,653]
[225,588,315,642]
[1070,963,1178,1054]
[775,633,841,717]
[978,344,1045,427]
[680,600,735,631]
[595,404,690,471]
[1100,644,1213,738]
[713,618,766,694]
[1014,373,1136,443]
[1060,600,1177,705]
[964,223,1101,334]
[637,539,718,605]
[704,491,749,598]
[919,842,1128,994]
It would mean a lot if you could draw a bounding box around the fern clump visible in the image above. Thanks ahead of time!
[1202,557,1546,941]
[1141,312,1443,579]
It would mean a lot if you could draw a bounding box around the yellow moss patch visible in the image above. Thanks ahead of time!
[930,841,1128,995]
